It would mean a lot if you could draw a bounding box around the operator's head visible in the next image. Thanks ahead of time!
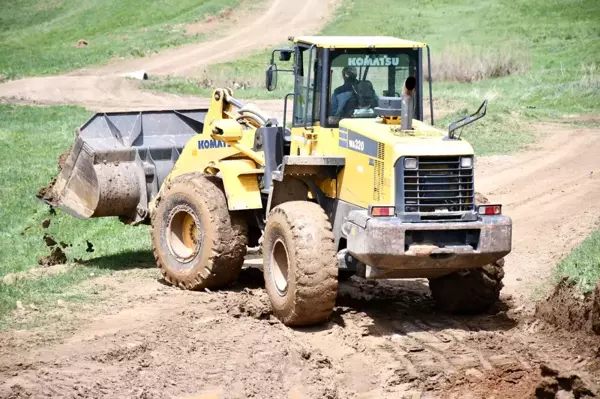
[342,66,357,82]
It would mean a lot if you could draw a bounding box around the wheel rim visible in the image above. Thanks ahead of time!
[167,207,202,265]
[270,238,289,296]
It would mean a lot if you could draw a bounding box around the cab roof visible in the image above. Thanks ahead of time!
[293,36,427,49]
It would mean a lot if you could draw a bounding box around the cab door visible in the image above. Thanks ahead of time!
[291,44,322,156]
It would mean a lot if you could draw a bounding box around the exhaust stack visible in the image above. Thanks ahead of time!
[401,77,416,131]
[374,77,417,129]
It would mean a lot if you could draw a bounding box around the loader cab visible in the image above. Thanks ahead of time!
[266,36,433,131]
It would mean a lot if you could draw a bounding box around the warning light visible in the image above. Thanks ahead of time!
[477,205,502,215]
[369,206,395,217]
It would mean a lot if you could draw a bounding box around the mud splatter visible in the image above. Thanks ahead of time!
[43,234,57,248]
[38,247,67,267]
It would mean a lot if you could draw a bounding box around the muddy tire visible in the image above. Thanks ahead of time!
[263,201,338,326]
[428,259,505,313]
[151,173,248,290]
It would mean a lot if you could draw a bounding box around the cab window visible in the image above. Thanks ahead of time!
[326,49,419,127]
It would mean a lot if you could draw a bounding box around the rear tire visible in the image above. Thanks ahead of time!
[263,201,338,326]
[428,259,505,313]
[151,173,248,290]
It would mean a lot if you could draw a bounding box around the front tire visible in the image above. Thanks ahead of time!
[263,201,338,326]
[151,173,248,290]
[428,259,505,313]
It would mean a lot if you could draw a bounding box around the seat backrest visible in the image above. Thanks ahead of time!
[355,80,378,108]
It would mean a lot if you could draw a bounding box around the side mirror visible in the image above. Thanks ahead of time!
[279,50,292,62]
[266,64,278,92]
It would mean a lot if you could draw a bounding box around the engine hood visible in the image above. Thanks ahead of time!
[339,118,475,157]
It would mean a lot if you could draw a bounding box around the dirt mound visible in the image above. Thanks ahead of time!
[1,263,75,286]
[227,288,271,320]
[535,278,600,335]
[534,364,598,398]
[38,247,67,267]
[444,363,598,398]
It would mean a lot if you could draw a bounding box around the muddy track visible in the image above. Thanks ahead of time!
[0,0,339,113]
[476,123,600,302]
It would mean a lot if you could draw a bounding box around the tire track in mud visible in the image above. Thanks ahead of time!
[0,269,596,398]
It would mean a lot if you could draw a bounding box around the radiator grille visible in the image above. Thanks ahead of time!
[403,156,474,213]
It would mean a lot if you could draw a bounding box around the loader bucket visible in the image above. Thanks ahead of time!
[38,109,208,224]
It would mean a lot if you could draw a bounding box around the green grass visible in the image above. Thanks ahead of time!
[0,0,249,78]
[554,229,600,294]
[146,0,600,156]
[0,104,154,326]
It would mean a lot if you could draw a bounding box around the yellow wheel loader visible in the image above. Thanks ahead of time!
[39,36,512,326]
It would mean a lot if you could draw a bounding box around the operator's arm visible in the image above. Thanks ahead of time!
[330,89,339,116]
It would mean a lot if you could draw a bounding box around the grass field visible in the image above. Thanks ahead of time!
[0,0,249,79]
[0,105,153,327]
[554,229,600,294]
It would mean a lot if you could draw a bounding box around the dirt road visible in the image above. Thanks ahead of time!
[1,123,599,399]
[0,0,338,112]
[477,123,600,302]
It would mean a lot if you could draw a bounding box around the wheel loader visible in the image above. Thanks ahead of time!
[38,35,512,326]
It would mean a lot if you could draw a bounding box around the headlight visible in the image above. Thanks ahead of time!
[460,157,473,169]
[404,158,418,169]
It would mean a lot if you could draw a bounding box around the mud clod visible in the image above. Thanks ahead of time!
[532,364,597,398]
[38,247,67,267]
[43,234,57,247]
[227,289,271,320]
[36,177,57,204]
[57,148,71,170]
[41,218,51,229]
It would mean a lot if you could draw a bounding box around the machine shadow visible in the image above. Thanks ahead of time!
[82,250,157,271]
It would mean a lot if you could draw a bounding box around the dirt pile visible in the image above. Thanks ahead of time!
[536,278,600,336]
[1,263,76,286]
[443,362,598,398]
[38,247,67,267]
[38,226,68,267]
[226,288,272,320]
[533,364,597,398]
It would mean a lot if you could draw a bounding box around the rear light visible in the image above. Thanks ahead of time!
[477,205,502,215]
[370,206,395,217]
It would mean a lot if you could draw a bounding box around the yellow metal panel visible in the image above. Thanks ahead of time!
[218,159,263,211]
[294,36,427,49]
[210,119,243,140]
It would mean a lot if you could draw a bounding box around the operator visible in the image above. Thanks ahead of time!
[329,66,358,120]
